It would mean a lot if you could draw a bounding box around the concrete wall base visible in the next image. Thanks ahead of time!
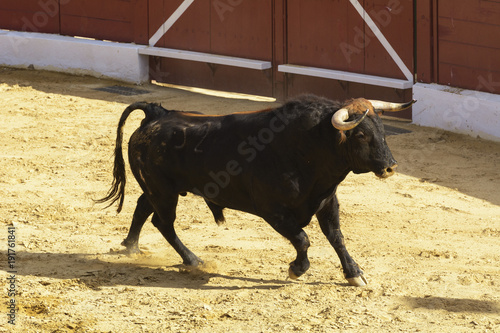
[0,30,148,84]
[413,83,500,142]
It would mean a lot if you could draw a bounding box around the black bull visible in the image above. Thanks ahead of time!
[98,94,415,286]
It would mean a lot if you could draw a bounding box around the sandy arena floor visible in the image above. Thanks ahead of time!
[1,67,499,332]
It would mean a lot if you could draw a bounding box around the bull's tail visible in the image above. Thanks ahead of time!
[95,102,156,213]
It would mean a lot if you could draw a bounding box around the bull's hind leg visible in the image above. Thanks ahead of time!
[316,193,367,287]
[150,195,203,267]
[122,194,154,254]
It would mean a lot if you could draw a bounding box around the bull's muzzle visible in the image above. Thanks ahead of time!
[377,163,398,178]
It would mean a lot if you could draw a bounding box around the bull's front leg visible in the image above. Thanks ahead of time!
[287,230,311,279]
[316,193,367,287]
[266,215,311,279]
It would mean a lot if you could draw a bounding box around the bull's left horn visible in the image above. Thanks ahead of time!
[331,108,369,131]
[368,99,416,112]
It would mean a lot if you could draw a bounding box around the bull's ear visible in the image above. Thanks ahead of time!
[376,110,384,117]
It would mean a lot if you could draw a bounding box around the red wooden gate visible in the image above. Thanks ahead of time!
[281,0,413,114]
[145,0,414,118]
[59,0,148,44]
[417,0,500,95]
[146,0,275,97]
[0,1,60,34]
[0,0,148,43]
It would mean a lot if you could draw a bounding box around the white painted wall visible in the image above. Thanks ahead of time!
[0,30,149,84]
[413,83,500,142]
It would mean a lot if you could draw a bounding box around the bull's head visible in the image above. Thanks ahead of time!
[331,98,416,178]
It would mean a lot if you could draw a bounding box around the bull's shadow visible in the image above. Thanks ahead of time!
[404,296,499,314]
[3,250,303,291]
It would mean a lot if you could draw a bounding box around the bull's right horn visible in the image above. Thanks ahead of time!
[331,108,369,131]
[368,99,416,112]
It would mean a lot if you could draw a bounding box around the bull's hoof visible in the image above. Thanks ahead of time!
[183,257,204,267]
[121,240,142,255]
[288,266,300,280]
[346,275,368,287]
[288,264,306,280]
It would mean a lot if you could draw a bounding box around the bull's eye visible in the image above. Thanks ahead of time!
[355,131,365,140]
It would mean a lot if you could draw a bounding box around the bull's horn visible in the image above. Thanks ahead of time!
[331,108,369,131]
[368,99,416,112]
